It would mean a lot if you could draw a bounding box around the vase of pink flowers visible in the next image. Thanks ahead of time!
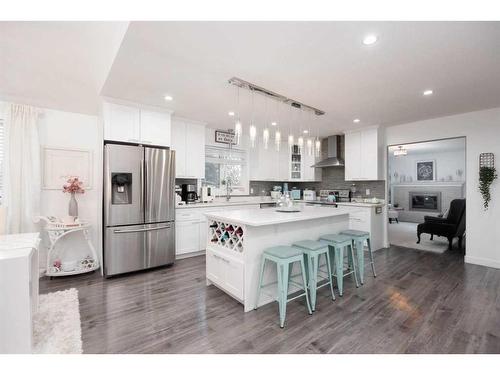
[63,177,85,217]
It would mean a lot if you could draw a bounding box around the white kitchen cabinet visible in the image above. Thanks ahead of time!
[139,109,171,147]
[344,126,382,181]
[103,101,172,147]
[206,248,244,300]
[302,149,321,181]
[171,117,205,179]
[175,220,200,256]
[336,204,386,251]
[103,102,141,143]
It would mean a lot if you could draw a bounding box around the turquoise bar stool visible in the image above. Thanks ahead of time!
[340,229,377,285]
[292,240,335,311]
[319,234,359,296]
[255,246,312,328]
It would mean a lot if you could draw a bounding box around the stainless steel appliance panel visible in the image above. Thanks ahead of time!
[144,148,175,223]
[144,222,175,268]
[104,144,144,226]
[104,224,147,276]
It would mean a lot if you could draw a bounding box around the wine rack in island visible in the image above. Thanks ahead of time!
[208,220,244,253]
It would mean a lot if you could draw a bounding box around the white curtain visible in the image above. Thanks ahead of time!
[5,103,41,233]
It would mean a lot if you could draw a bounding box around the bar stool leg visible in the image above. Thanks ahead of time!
[255,257,267,309]
[333,246,344,296]
[277,263,286,328]
[356,239,365,285]
[347,243,359,288]
[299,259,313,315]
[324,250,336,301]
[308,255,319,311]
[367,238,377,277]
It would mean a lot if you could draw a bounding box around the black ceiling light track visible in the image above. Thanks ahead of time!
[228,77,325,116]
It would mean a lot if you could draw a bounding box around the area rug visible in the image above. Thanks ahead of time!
[388,221,449,254]
[33,288,83,354]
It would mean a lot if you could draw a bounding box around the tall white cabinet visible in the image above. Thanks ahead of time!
[171,117,206,179]
[103,101,172,147]
[344,126,383,181]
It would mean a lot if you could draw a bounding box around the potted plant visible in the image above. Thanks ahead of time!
[479,166,497,210]
[63,177,85,217]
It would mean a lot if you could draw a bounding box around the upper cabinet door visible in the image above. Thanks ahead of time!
[360,128,378,180]
[140,109,171,147]
[185,122,205,179]
[344,131,361,181]
[103,102,140,143]
[171,119,187,178]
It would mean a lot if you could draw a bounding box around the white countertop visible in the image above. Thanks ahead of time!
[204,206,350,226]
[0,233,40,259]
[176,199,272,209]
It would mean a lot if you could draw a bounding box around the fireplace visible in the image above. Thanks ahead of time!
[409,192,441,212]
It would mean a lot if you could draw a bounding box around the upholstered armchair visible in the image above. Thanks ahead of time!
[417,199,466,250]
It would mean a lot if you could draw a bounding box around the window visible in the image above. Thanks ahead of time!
[205,145,249,195]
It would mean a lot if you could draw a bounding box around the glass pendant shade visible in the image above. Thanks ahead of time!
[275,130,281,151]
[234,120,242,142]
[315,138,321,157]
[298,135,304,148]
[306,138,313,156]
[288,134,294,148]
[263,128,270,149]
[249,125,257,148]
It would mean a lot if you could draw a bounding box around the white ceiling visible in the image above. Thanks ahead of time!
[2,22,500,135]
[0,21,128,114]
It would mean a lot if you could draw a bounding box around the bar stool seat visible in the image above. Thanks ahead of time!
[319,233,359,296]
[339,229,377,284]
[264,246,304,259]
[256,246,312,328]
[292,240,335,311]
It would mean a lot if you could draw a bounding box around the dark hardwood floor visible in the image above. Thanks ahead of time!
[39,246,500,354]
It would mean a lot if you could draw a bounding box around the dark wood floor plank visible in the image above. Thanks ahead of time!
[39,246,500,353]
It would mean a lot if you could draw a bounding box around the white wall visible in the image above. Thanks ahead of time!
[38,108,102,270]
[389,148,466,184]
[384,107,500,269]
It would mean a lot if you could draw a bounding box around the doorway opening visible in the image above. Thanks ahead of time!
[387,137,466,254]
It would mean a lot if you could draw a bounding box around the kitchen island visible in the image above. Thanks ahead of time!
[204,205,350,312]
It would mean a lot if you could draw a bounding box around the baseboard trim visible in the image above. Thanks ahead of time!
[176,250,206,260]
[464,255,500,270]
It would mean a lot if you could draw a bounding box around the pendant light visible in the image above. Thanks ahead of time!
[262,97,269,149]
[288,106,294,148]
[297,108,303,154]
[234,87,242,144]
[249,90,257,148]
[315,137,321,157]
[275,101,281,151]
[306,111,313,156]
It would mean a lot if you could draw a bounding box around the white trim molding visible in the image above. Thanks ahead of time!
[42,146,93,190]
[465,255,500,270]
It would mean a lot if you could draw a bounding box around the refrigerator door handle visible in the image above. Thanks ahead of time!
[113,225,172,234]
[140,158,145,219]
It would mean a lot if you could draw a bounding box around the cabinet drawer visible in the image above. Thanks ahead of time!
[176,210,203,222]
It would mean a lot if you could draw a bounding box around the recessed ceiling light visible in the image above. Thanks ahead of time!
[271,121,277,126]
[164,95,173,101]
[228,111,235,116]
[423,90,433,96]
[353,118,360,123]
[303,130,309,134]
[363,34,378,45]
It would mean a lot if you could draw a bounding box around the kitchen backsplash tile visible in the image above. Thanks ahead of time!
[250,167,385,199]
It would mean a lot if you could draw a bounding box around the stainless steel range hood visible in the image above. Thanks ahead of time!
[311,135,344,168]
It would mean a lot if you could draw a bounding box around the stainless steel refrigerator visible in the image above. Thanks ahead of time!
[103,143,175,276]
